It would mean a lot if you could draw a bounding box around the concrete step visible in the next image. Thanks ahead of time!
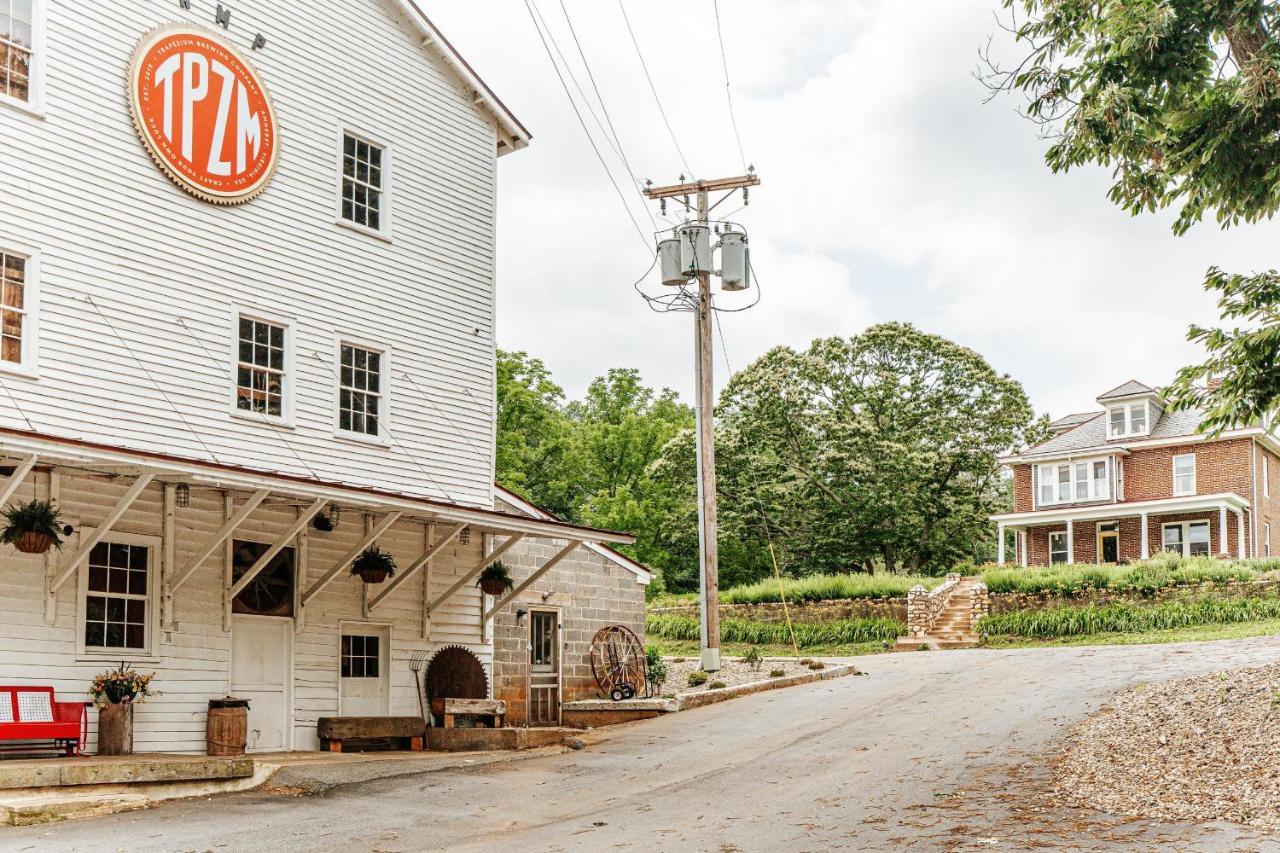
[0,792,150,826]
[0,755,253,790]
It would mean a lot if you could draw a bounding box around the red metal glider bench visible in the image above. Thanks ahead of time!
[0,686,88,756]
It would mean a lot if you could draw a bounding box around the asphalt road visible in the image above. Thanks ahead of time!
[10,636,1280,853]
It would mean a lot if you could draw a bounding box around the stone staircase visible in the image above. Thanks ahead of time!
[893,575,986,651]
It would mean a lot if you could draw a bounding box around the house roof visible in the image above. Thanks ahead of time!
[1020,406,1209,458]
[389,0,532,155]
[493,484,651,584]
[1049,412,1097,432]
[1097,379,1159,401]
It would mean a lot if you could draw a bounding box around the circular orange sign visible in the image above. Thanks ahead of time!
[129,25,278,204]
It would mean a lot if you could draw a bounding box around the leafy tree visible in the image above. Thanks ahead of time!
[494,351,574,517]
[985,0,1280,429]
[710,323,1040,576]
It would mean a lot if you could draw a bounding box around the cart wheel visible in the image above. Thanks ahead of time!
[610,687,626,702]
[620,683,635,700]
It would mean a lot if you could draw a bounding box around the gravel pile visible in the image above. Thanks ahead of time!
[1053,661,1280,829]
[663,656,820,695]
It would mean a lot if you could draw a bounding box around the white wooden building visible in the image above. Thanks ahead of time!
[0,0,634,753]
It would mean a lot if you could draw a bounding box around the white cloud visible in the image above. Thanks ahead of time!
[427,0,1280,418]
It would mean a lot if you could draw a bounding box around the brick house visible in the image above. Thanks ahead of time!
[991,380,1280,566]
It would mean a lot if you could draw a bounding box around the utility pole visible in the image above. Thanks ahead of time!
[644,172,760,673]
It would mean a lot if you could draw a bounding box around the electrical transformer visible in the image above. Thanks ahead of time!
[719,230,750,291]
[658,237,685,286]
[679,223,712,277]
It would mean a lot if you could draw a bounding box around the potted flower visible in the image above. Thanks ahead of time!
[477,561,514,596]
[89,663,156,756]
[351,546,396,584]
[1,499,67,554]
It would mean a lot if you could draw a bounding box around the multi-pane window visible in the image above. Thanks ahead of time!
[0,251,25,364]
[1172,454,1196,496]
[236,317,286,417]
[84,542,148,651]
[1162,521,1210,557]
[1048,532,1069,564]
[340,134,385,231]
[0,1,33,103]
[1107,402,1151,438]
[339,343,381,436]
[340,634,380,678]
[1037,458,1109,506]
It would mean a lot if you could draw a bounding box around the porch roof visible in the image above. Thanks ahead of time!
[0,427,634,545]
[991,492,1249,530]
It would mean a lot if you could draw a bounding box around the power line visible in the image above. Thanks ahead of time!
[524,0,652,253]
[616,0,694,177]
[712,0,749,171]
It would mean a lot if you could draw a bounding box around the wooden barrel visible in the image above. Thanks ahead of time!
[98,703,134,755]
[206,701,248,756]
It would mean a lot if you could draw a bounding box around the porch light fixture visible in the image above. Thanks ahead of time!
[458,527,470,545]
[515,608,527,626]
[175,483,190,508]
[329,505,341,528]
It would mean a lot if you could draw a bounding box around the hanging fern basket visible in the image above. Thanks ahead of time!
[14,531,54,554]
[356,565,391,585]
[479,576,508,596]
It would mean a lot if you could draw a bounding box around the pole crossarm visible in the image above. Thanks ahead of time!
[304,510,404,606]
[424,532,525,616]
[644,173,759,200]
[229,498,327,598]
[0,454,37,508]
[367,522,465,612]
[51,473,156,593]
[489,540,582,614]
[172,489,270,593]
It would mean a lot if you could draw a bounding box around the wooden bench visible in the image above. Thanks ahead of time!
[316,716,426,753]
[430,698,506,729]
[0,686,88,756]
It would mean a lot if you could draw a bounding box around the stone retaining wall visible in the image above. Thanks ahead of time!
[648,596,907,624]
[985,578,1280,615]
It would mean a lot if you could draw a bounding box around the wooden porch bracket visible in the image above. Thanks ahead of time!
[301,510,404,606]
[229,498,327,599]
[368,522,465,612]
[489,540,582,614]
[51,473,155,593]
[421,532,525,617]
[0,454,37,508]
[172,489,270,593]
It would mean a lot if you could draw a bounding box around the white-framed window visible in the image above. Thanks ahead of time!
[0,246,36,374]
[1162,520,1211,557]
[77,531,160,659]
[1107,401,1151,438]
[233,313,291,421]
[1048,531,1069,564]
[0,0,44,116]
[1172,453,1196,496]
[1265,522,1272,558]
[336,339,388,441]
[336,130,390,236]
[340,633,381,678]
[1036,457,1110,506]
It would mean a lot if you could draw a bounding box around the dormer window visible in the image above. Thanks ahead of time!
[1107,401,1150,438]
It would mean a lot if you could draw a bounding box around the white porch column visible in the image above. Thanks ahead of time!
[997,523,1006,565]
[1020,531,1028,567]
[1066,518,1074,564]
[1235,508,1246,559]
[1140,512,1149,560]
[1219,505,1230,555]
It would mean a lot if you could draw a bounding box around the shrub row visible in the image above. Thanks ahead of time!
[651,572,944,608]
[646,613,905,647]
[979,554,1280,596]
[976,595,1280,639]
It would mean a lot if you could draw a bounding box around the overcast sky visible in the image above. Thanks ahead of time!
[428,0,1279,419]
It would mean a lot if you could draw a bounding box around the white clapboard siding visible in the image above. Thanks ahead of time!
[0,0,503,508]
[0,472,495,753]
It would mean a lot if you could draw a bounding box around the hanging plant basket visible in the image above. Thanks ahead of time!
[1,499,67,555]
[14,531,55,554]
[477,561,514,596]
[350,546,396,585]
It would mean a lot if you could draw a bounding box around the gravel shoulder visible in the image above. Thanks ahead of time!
[664,655,820,694]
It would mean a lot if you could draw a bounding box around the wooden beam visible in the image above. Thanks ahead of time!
[490,540,581,614]
[368,522,465,612]
[229,498,326,598]
[171,489,270,593]
[0,455,36,508]
[423,532,525,616]
[644,173,760,200]
[301,510,404,606]
[51,474,155,592]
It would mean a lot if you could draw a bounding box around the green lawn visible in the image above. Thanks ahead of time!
[983,617,1280,649]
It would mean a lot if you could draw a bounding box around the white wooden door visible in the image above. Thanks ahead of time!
[231,616,292,752]
[339,625,390,716]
